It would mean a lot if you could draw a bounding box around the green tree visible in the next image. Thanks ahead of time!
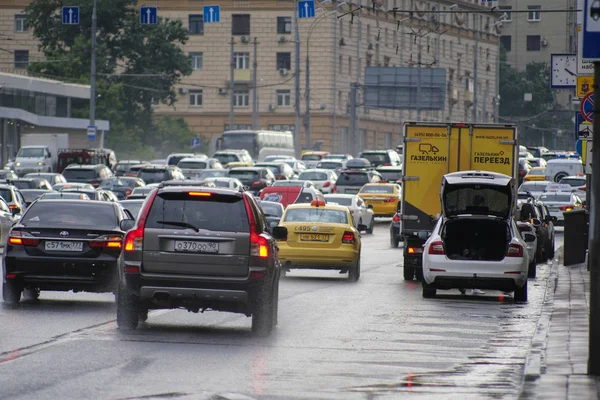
[25,0,194,157]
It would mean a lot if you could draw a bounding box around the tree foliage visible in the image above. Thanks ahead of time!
[25,0,196,157]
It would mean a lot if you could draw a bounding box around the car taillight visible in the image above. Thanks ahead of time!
[275,175,284,180]
[560,204,574,211]
[90,180,100,186]
[579,186,586,191]
[407,246,423,254]
[251,181,264,187]
[125,189,132,197]
[323,181,331,188]
[333,184,337,193]
[244,194,269,258]
[384,198,396,203]
[383,163,392,166]
[8,204,18,210]
[89,235,123,249]
[506,243,524,257]
[392,214,401,222]
[124,189,158,253]
[8,231,40,246]
[519,170,525,176]
[428,241,445,255]
[342,231,355,244]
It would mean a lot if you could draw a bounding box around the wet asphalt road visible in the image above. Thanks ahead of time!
[0,223,564,400]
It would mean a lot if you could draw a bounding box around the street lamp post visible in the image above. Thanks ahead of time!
[90,0,97,146]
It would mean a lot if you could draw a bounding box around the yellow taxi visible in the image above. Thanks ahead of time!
[275,200,363,281]
[357,182,401,217]
[523,166,547,182]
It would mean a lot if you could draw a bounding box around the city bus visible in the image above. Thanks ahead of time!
[216,130,295,161]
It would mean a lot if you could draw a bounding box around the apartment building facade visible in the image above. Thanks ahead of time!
[0,0,501,153]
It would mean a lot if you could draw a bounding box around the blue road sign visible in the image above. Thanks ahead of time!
[576,139,583,157]
[191,137,201,148]
[140,7,158,25]
[576,112,585,140]
[583,0,600,60]
[87,125,97,141]
[203,5,220,23]
[298,0,316,18]
[62,6,79,25]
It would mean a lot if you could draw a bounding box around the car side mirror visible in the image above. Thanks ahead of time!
[272,226,288,241]
[120,219,135,232]
[532,218,542,227]
[358,224,368,232]
[523,233,536,243]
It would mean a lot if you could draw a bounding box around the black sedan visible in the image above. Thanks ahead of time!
[2,199,135,303]
[259,200,284,233]
[98,177,145,200]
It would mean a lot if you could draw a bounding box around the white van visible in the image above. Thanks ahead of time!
[545,159,584,183]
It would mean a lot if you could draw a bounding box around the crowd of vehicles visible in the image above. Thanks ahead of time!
[1,124,579,335]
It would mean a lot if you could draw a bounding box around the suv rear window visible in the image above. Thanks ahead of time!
[214,154,240,164]
[12,181,35,190]
[360,152,387,163]
[178,161,208,169]
[139,169,168,182]
[63,169,97,180]
[378,170,402,181]
[336,172,369,186]
[317,162,342,169]
[23,202,116,228]
[146,192,250,232]
[0,189,13,203]
[301,154,323,161]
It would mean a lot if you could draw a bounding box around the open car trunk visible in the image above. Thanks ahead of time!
[442,218,510,261]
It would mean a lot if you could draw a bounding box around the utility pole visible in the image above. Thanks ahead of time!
[89,0,97,145]
[472,13,481,123]
[589,60,600,375]
[494,36,500,123]
[354,12,361,153]
[416,34,422,122]
[349,83,358,156]
[332,14,338,152]
[252,37,259,130]
[229,38,235,130]
[304,39,311,149]
[293,0,302,157]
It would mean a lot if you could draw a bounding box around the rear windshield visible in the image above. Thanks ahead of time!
[139,170,167,182]
[539,193,572,202]
[301,154,323,161]
[559,178,585,187]
[63,169,97,180]
[360,185,394,194]
[255,165,279,175]
[178,161,207,169]
[378,171,402,181]
[199,170,230,178]
[41,193,89,200]
[100,178,136,188]
[167,156,189,166]
[120,201,143,218]
[444,187,510,217]
[519,182,547,191]
[22,203,117,228]
[336,172,369,186]
[317,162,342,169]
[228,170,259,180]
[214,154,240,164]
[360,153,387,163]
[528,169,545,175]
[284,208,348,224]
[146,192,249,232]
[115,163,137,172]
[17,148,45,158]
[12,181,35,190]
[299,172,328,181]
[260,203,283,217]
[325,197,352,206]
[0,189,13,202]
[21,191,46,202]
[63,190,98,200]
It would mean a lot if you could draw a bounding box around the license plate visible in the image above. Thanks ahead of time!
[300,234,329,242]
[174,240,219,253]
[346,189,359,194]
[45,241,83,252]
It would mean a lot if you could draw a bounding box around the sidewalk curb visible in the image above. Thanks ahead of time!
[519,247,562,395]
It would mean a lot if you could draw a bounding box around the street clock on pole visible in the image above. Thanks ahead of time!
[551,53,577,88]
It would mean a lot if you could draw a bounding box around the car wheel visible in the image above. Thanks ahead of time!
[415,267,424,281]
[422,281,436,298]
[116,285,139,331]
[252,290,274,337]
[366,218,374,234]
[514,280,528,303]
[403,266,414,280]
[2,279,22,304]
[528,261,536,278]
[348,256,360,282]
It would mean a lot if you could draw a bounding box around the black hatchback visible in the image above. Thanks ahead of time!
[2,200,135,303]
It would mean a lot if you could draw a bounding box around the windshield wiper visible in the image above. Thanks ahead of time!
[156,220,200,232]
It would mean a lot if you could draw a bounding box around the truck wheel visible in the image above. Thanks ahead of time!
[554,172,568,182]
[422,282,436,298]
[415,267,424,281]
[2,280,22,304]
[514,280,528,303]
[403,266,414,280]
[116,286,139,331]
[252,291,274,337]
[527,261,536,278]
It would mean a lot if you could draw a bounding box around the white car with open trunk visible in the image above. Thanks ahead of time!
[422,171,529,302]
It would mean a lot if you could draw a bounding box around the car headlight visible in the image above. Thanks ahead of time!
[37,162,43,166]
[15,162,20,167]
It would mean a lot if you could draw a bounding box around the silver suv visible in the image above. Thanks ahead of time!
[116,184,283,335]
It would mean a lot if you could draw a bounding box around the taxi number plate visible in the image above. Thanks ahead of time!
[45,241,83,252]
[175,241,219,253]
[300,234,329,242]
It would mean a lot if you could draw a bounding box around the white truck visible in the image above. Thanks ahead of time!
[14,133,69,176]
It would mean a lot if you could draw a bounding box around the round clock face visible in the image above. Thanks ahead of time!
[551,55,576,86]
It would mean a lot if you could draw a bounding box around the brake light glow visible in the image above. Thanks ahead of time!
[392,214,401,222]
[5,273,16,279]
[90,181,100,186]
[384,198,396,203]
[559,205,574,211]
[244,194,269,258]
[90,235,123,249]
[407,246,423,254]
[9,231,40,246]
[125,189,132,197]
[342,231,355,244]
[332,184,337,193]
[579,186,586,191]
[506,243,524,257]
[428,241,445,255]
[429,268,446,272]
[124,189,158,252]
[124,265,139,274]
[8,204,17,210]
[188,192,211,197]
[323,181,331,188]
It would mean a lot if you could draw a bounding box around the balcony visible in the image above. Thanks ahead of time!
[463,91,474,107]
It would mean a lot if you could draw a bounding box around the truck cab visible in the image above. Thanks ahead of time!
[14,146,54,176]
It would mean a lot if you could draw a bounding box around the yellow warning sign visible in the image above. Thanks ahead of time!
[577,75,594,98]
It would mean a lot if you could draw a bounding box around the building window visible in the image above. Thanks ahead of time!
[189,90,203,107]
[276,89,291,106]
[348,57,352,75]
[349,20,353,38]
[366,53,372,67]
[276,52,291,70]
[14,50,28,68]
[338,55,343,73]
[500,35,511,52]
[189,15,204,35]
[232,14,250,35]
[234,89,249,107]
[14,14,27,32]
[277,16,291,34]
[527,6,541,22]
[366,24,371,43]
[190,52,203,70]
[234,52,249,69]
[339,19,344,37]
[526,35,541,51]
[384,56,390,67]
